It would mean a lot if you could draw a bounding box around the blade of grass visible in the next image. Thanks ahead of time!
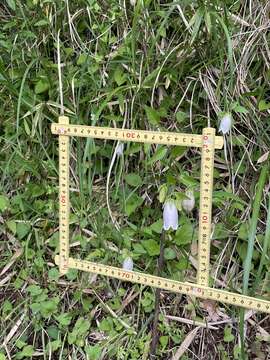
[254,194,270,292]
[239,163,269,359]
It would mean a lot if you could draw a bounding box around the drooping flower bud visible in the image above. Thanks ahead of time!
[219,113,232,135]
[115,142,124,156]
[182,190,195,212]
[130,0,136,5]
[122,257,133,271]
[163,201,178,231]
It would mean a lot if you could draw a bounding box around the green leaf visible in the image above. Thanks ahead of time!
[16,345,34,359]
[174,224,194,245]
[160,335,169,348]
[175,111,187,123]
[158,184,167,203]
[7,0,16,10]
[34,19,49,27]
[114,67,126,86]
[77,53,88,65]
[6,220,16,234]
[48,268,60,281]
[141,239,160,256]
[85,345,102,360]
[124,173,142,187]
[55,313,72,326]
[125,194,143,216]
[258,100,270,111]
[238,222,249,240]
[133,243,147,255]
[35,79,49,94]
[0,353,6,360]
[150,219,163,234]
[0,195,10,212]
[17,222,31,239]
[231,101,249,114]
[144,106,160,125]
[164,248,176,260]
[223,326,235,342]
[147,146,167,165]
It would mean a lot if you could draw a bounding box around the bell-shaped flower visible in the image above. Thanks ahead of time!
[115,142,124,156]
[182,190,195,212]
[122,257,133,271]
[163,201,178,231]
[219,113,232,135]
[130,0,136,5]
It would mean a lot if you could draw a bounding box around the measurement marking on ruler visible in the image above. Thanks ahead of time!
[51,123,224,149]
[54,256,270,314]
[197,128,215,287]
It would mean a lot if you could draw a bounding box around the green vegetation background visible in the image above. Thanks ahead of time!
[0,1,270,359]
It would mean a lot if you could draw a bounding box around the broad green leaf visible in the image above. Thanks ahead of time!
[85,345,102,360]
[114,67,126,86]
[125,194,143,216]
[158,184,167,203]
[258,100,270,111]
[175,111,187,123]
[147,146,167,165]
[164,248,176,260]
[174,223,194,245]
[223,326,235,342]
[17,222,31,239]
[144,106,160,125]
[150,219,163,233]
[17,345,34,359]
[141,239,160,256]
[0,195,9,211]
[133,243,147,255]
[55,313,72,326]
[77,53,88,65]
[6,220,16,234]
[124,173,142,187]
[35,79,49,94]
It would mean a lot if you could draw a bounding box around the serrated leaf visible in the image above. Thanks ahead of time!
[144,106,160,125]
[141,239,160,256]
[174,223,194,245]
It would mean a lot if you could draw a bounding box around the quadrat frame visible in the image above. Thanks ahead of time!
[51,116,270,314]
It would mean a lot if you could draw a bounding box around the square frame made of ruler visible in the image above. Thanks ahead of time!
[53,116,222,287]
[51,117,270,314]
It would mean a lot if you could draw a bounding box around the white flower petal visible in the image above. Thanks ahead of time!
[115,143,124,156]
[182,190,195,212]
[122,257,133,271]
[163,202,178,231]
[219,113,232,135]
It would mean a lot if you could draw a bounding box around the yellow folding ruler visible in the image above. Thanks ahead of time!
[51,116,270,314]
